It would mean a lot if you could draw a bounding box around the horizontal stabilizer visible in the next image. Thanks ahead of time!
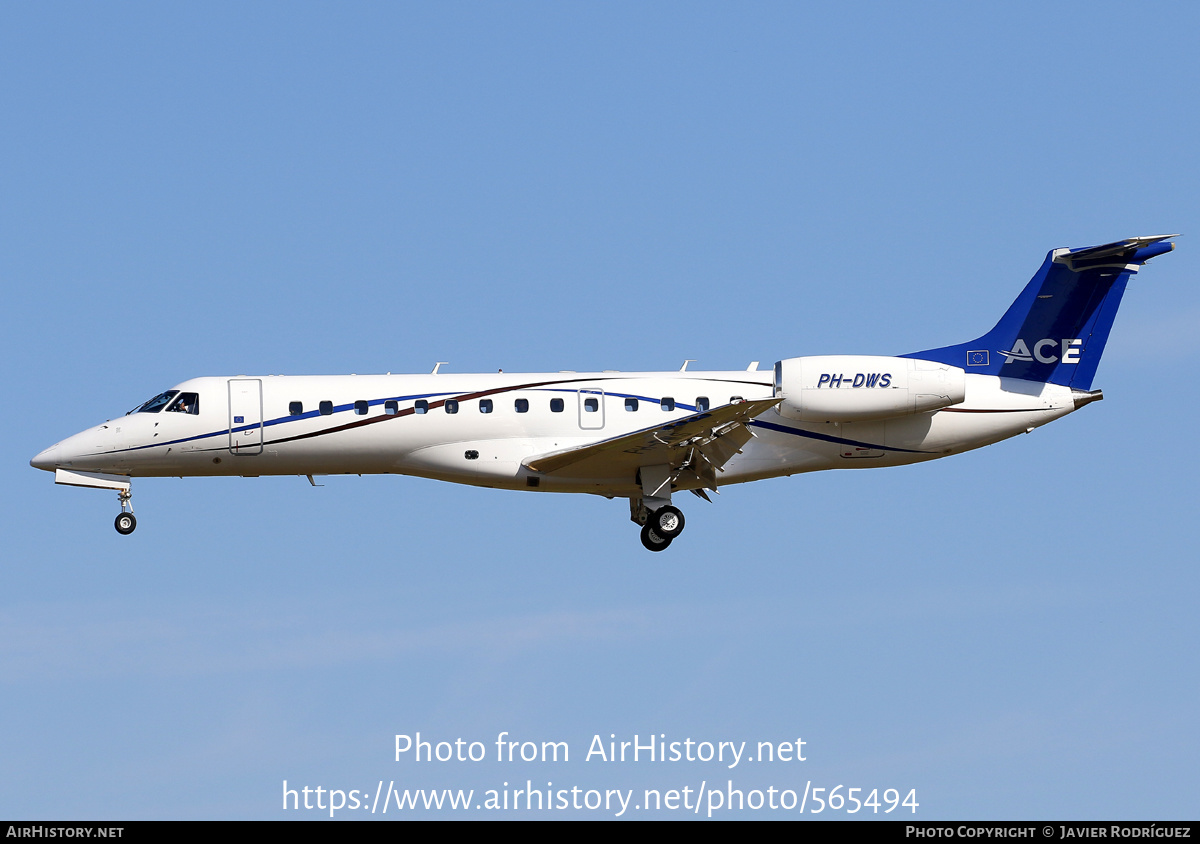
[1053,234,1177,267]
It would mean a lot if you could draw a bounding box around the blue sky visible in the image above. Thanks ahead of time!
[2,1,1197,820]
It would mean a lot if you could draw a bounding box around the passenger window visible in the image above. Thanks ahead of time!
[696,396,710,412]
[445,400,459,414]
[319,401,333,416]
[415,400,428,414]
[584,397,599,413]
[515,398,529,413]
[625,398,639,412]
[550,398,564,412]
[479,399,493,413]
[166,392,200,415]
[354,400,369,415]
[384,401,398,415]
[661,397,675,412]
[289,401,303,416]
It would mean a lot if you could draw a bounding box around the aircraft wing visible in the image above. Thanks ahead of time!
[523,397,781,489]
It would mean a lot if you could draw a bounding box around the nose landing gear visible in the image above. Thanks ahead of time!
[114,489,136,535]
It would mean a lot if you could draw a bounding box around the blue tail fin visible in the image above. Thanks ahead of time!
[903,235,1176,390]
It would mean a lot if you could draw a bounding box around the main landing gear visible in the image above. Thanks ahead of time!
[630,464,696,552]
[114,489,136,535]
[649,505,685,539]
[640,522,672,551]
[631,498,687,552]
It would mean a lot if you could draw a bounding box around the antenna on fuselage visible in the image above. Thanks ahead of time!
[680,360,695,371]
[431,362,448,375]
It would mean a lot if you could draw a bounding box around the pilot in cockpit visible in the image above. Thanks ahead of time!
[168,393,199,415]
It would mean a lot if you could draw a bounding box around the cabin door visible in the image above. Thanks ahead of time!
[228,379,264,455]
[578,389,605,430]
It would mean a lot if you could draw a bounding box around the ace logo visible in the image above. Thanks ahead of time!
[1001,338,1082,365]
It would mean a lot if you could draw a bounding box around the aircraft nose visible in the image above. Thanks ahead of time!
[30,443,60,472]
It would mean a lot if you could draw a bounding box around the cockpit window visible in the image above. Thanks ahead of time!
[128,390,178,415]
[166,392,200,415]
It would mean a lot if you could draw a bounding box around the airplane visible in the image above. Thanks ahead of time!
[31,235,1176,551]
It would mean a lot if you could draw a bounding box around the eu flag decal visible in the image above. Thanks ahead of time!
[966,350,989,367]
[234,416,244,423]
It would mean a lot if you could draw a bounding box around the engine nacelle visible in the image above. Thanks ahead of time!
[773,355,966,423]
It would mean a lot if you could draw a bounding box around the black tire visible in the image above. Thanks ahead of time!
[114,512,136,535]
[640,522,672,552]
[650,505,685,538]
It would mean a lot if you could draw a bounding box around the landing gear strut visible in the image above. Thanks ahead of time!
[114,489,136,535]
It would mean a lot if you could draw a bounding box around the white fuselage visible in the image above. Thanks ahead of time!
[34,368,1079,499]
[31,235,1166,547]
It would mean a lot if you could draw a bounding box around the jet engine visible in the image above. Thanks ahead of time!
[773,355,966,423]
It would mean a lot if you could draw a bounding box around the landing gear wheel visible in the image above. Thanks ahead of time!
[114,512,137,535]
[640,522,672,552]
[650,505,685,539]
